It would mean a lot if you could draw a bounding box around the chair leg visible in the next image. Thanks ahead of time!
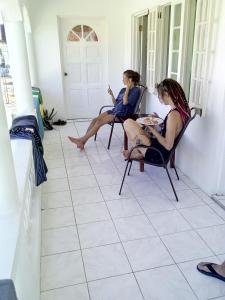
[94,132,97,141]
[165,166,179,202]
[173,166,179,180]
[107,123,114,149]
[119,160,130,195]
[124,132,128,150]
[140,161,144,172]
[128,160,133,176]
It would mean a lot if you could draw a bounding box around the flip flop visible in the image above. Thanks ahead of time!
[197,263,225,282]
[53,119,67,125]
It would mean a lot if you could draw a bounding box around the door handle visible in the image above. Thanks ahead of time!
[64,72,68,76]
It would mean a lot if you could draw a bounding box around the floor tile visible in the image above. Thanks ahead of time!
[41,251,85,290]
[41,123,225,300]
[74,202,110,224]
[88,273,143,300]
[171,189,205,208]
[69,175,98,190]
[95,174,123,186]
[91,162,119,175]
[162,230,213,263]
[197,225,225,255]
[179,257,225,300]
[181,175,199,189]
[130,180,163,197]
[100,184,133,201]
[42,226,79,256]
[67,164,93,177]
[45,158,65,169]
[114,215,157,241]
[44,143,62,152]
[45,149,64,160]
[136,264,197,300]
[180,205,224,229]
[192,189,214,205]
[42,207,75,229]
[123,172,151,185]
[210,203,225,221]
[65,156,90,167]
[123,237,173,271]
[78,220,119,248]
[159,177,189,193]
[106,198,143,219]
[136,194,175,214]
[42,191,72,209]
[46,167,67,180]
[41,283,89,300]
[149,210,191,236]
[71,186,104,206]
[43,178,69,193]
[82,243,131,281]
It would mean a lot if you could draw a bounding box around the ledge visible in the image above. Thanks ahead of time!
[0,139,32,279]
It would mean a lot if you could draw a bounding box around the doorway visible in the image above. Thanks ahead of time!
[58,17,107,119]
[132,12,148,113]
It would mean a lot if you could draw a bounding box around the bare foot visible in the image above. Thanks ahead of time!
[68,136,85,150]
[122,149,144,160]
[197,262,225,278]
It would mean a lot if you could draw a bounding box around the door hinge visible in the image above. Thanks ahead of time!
[139,25,143,32]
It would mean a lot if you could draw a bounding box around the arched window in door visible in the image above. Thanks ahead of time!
[67,25,98,42]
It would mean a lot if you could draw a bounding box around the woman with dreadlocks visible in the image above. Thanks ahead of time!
[123,78,191,162]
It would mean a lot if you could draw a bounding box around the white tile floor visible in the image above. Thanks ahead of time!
[41,121,225,300]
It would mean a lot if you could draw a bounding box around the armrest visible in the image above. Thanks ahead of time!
[128,144,165,164]
[98,105,114,115]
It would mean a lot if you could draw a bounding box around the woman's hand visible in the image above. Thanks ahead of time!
[107,85,114,97]
[149,112,159,118]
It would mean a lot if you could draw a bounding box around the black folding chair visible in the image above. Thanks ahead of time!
[94,85,147,149]
[119,107,202,201]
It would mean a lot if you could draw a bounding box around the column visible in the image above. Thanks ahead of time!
[0,88,19,214]
[4,21,34,115]
[25,32,38,87]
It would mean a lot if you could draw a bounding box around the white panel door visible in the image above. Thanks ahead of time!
[60,18,107,119]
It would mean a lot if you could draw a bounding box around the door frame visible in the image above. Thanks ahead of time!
[131,9,149,72]
[57,16,108,119]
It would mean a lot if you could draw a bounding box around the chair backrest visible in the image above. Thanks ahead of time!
[167,107,202,163]
[133,85,147,114]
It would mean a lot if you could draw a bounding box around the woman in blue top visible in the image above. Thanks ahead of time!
[69,70,141,149]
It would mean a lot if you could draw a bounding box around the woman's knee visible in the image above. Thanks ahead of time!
[124,118,134,129]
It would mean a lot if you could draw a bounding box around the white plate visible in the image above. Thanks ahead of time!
[136,117,163,126]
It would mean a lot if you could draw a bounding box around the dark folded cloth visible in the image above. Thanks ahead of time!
[0,279,18,300]
[10,115,48,186]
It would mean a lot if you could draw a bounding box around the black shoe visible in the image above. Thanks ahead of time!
[53,119,67,126]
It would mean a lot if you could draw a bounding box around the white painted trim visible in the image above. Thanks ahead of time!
[168,0,185,81]
[131,9,149,70]
[132,8,149,18]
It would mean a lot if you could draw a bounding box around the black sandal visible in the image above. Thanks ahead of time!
[53,119,67,126]
[197,263,225,282]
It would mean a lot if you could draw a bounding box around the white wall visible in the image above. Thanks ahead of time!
[123,0,225,195]
[28,0,126,119]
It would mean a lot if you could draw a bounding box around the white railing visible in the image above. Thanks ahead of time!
[0,139,41,300]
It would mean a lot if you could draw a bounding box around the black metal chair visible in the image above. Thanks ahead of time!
[94,85,147,149]
[119,107,202,201]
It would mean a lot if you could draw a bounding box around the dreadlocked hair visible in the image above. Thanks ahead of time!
[156,78,191,124]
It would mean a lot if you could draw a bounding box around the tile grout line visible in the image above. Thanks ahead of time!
[61,121,92,300]
[81,124,147,300]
